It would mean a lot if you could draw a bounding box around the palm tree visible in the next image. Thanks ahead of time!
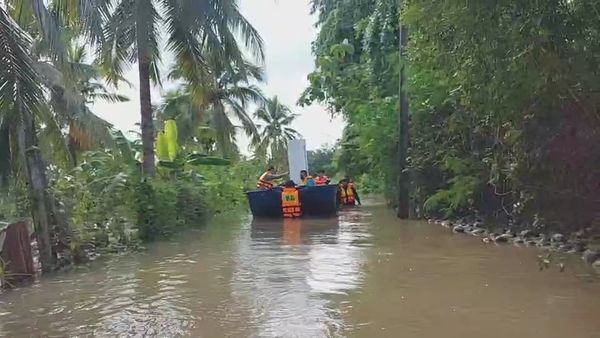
[166,57,265,156]
[1,0,116,272]
[37,44,129,165]
[101,0,264,176]
[0,6,57,272]
[254,96,301,164]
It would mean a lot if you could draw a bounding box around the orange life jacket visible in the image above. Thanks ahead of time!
[281,187,302,218]
[315,175,329,185]
[256,171,274,189]
[339,184,355,205]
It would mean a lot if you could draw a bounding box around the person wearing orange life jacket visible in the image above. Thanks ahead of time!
[314,169,330,186]
[281,180,302,218]
[256,165,288,190]
[339,176,361,206]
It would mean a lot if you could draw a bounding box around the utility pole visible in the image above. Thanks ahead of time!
[396,2,410,219]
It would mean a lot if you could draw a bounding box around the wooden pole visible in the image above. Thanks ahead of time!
[396,5,410,219]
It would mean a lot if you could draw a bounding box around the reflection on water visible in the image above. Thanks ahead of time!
[232,212,370,337]
[0,206,599,338]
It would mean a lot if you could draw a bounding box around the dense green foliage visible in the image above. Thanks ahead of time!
[406,0,599,229]
[301,0,400,201]
[49,132,260,248]
[307,145,338,179]
[304,0,599,231]
[0,0,297,273]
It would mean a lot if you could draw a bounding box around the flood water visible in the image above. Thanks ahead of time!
[1,203,599,337]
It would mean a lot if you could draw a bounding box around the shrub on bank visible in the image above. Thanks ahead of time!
[46,151,259,255]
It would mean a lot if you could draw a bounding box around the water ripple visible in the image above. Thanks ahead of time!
[1,207,596,338]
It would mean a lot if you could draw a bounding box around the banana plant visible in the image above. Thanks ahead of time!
[156,120,231,171]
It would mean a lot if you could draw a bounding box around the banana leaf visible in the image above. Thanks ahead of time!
[164,120,178,160]
[156,131,169,161]
[164,120,178,140]
[110,130,138,167]
[187,156,231,166]
[158,160,182,169]
[186,153,209,161]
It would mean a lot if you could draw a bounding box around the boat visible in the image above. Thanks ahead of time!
[247,139,339,219]
[246,184,339,218]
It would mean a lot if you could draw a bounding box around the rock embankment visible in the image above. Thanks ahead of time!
[428,217,600,272]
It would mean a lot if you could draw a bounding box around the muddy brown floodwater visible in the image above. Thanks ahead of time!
[1,203,599,337]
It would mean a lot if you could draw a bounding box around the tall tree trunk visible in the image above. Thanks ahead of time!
[396,23,410,219]
[138,58,155,176]
[67,133,77,166]
[17,111,55,272]
[214,102,228,156]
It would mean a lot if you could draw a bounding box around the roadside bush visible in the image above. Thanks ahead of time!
[47,151,261,249]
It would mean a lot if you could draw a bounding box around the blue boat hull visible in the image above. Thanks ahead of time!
[246,185,339,218]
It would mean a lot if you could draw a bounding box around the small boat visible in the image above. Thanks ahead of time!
[246,185,339,218]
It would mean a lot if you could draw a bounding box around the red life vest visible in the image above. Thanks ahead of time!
[256,171,274,189]
[315,175,329,185]
[281,187,302,218]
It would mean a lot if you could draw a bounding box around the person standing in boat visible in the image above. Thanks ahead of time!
[299,170,315,186]
[256,165,288,190]
[281,180,302,218]
[314,170,330,186]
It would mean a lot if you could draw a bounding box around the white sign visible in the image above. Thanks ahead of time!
[287,139,308,184]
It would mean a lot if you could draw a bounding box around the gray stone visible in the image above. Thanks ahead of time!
[536,239,551,248]
[503,228,515,234]
[441,220,452,228]
[557,244,572,251]
[493,233,512,243]
[519,230,539,238]
[592,260,600,271]
[582,249,600,264]
[452,225,466,233]
[472,221,485,228]
[567,239,587,253]
[551,233,566,243]
[536,235,550,246]
[470,228,487,236]
[512,237,525,244]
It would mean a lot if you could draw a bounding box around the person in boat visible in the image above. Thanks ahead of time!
[256,165,288,190]
[299,170,315,186]
[281,180,302,218]
[314,170,330,186]
[339,176,361,206]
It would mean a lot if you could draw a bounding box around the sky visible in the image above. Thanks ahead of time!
[90,0,344,152]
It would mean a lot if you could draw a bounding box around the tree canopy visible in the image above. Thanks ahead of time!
[304,0,600,230]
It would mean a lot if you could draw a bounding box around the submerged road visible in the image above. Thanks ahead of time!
[1,203,599,337]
